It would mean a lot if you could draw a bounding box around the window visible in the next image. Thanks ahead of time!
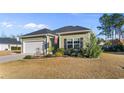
[66,38,83,49]
[74,38,80,49]
[67,39,73,49]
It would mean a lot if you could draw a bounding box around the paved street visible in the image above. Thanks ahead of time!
[0,54,26,63]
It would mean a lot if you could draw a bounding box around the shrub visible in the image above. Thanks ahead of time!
[85,33,102,58]
[64,48,79,57]
[54,48,64,57]
[103,44,124,52]
[79,48,87,57]
[114,44,124,52]
[48,47,54,54]
[11,46,21,50]
[70,52,77,57]
[55,52,63,57]
[23,55,33,59]
[64,49,72,56]
[86,45,102,58]
[55,34,102,58]
[56,48,64,54]
[45,54,53,57]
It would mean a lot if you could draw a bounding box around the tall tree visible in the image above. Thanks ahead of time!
[97,14,112,40]
[98,13,124,41]
[110,13,124,40]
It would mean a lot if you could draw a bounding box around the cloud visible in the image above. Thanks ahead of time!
[24,23,48,30]
[1,22,13,28]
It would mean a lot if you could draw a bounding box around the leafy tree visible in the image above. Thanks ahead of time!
[98,13,124,42]
[110,13,124,40]
[97,14,112,40]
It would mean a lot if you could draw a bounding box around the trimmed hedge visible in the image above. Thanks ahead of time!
[103,44,124,52]
[11,46,21,50]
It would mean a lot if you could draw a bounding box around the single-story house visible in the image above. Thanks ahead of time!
[108,39,124,45]
[21,26,92,55]
[0,37,21,51]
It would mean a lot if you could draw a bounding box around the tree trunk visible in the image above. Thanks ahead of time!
[119,32,121,40]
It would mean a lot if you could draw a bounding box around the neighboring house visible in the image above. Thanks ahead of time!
[21,26,92,55]
[109,39,124,45]
[0,37,21,51]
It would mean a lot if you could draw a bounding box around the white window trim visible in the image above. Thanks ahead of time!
[66,38,81,49]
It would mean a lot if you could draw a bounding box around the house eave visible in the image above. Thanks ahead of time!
[56,30,91,35]
[20,33,56,38]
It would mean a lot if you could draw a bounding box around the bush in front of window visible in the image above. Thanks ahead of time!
[85,33,102,58]
[63,34,102,58]
[79,48,87,57]
[56,48,64,54]
[64,48,80,57]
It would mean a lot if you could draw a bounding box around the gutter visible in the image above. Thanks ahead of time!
[56,30,91,35]
[20,33,56,38]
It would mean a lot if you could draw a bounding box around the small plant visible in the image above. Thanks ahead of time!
[56,48,64,54]
[48,47,54,54]
[23,55,33,59]
[54,48,64,57]
[55,52,63,57]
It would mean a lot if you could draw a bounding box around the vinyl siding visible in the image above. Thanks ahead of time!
[60,32,91,49]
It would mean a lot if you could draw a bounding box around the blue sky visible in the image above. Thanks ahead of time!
[0,13,103,37]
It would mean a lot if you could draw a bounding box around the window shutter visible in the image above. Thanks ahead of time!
[64,39,67,49]
[80,38,83,48]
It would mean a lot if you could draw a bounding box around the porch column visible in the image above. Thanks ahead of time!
[46,35,49,55]
[21,39,23,54]
[59,34,61,48]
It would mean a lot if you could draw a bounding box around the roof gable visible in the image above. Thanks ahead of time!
[23,28,53,36]
[22,26,91,37]
[53,26,91,33]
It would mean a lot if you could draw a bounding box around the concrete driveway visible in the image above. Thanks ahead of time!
[0,54,26,63]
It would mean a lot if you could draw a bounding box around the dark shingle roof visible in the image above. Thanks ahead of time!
[53,26,90,33]
[23,28,52,36]
[22,26,91,36]
[0,38,21,44]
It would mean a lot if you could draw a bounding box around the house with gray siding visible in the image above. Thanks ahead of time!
[0,37,21,51]
[21,26,92,55]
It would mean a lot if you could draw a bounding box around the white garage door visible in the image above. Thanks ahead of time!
[23,41,44,54]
